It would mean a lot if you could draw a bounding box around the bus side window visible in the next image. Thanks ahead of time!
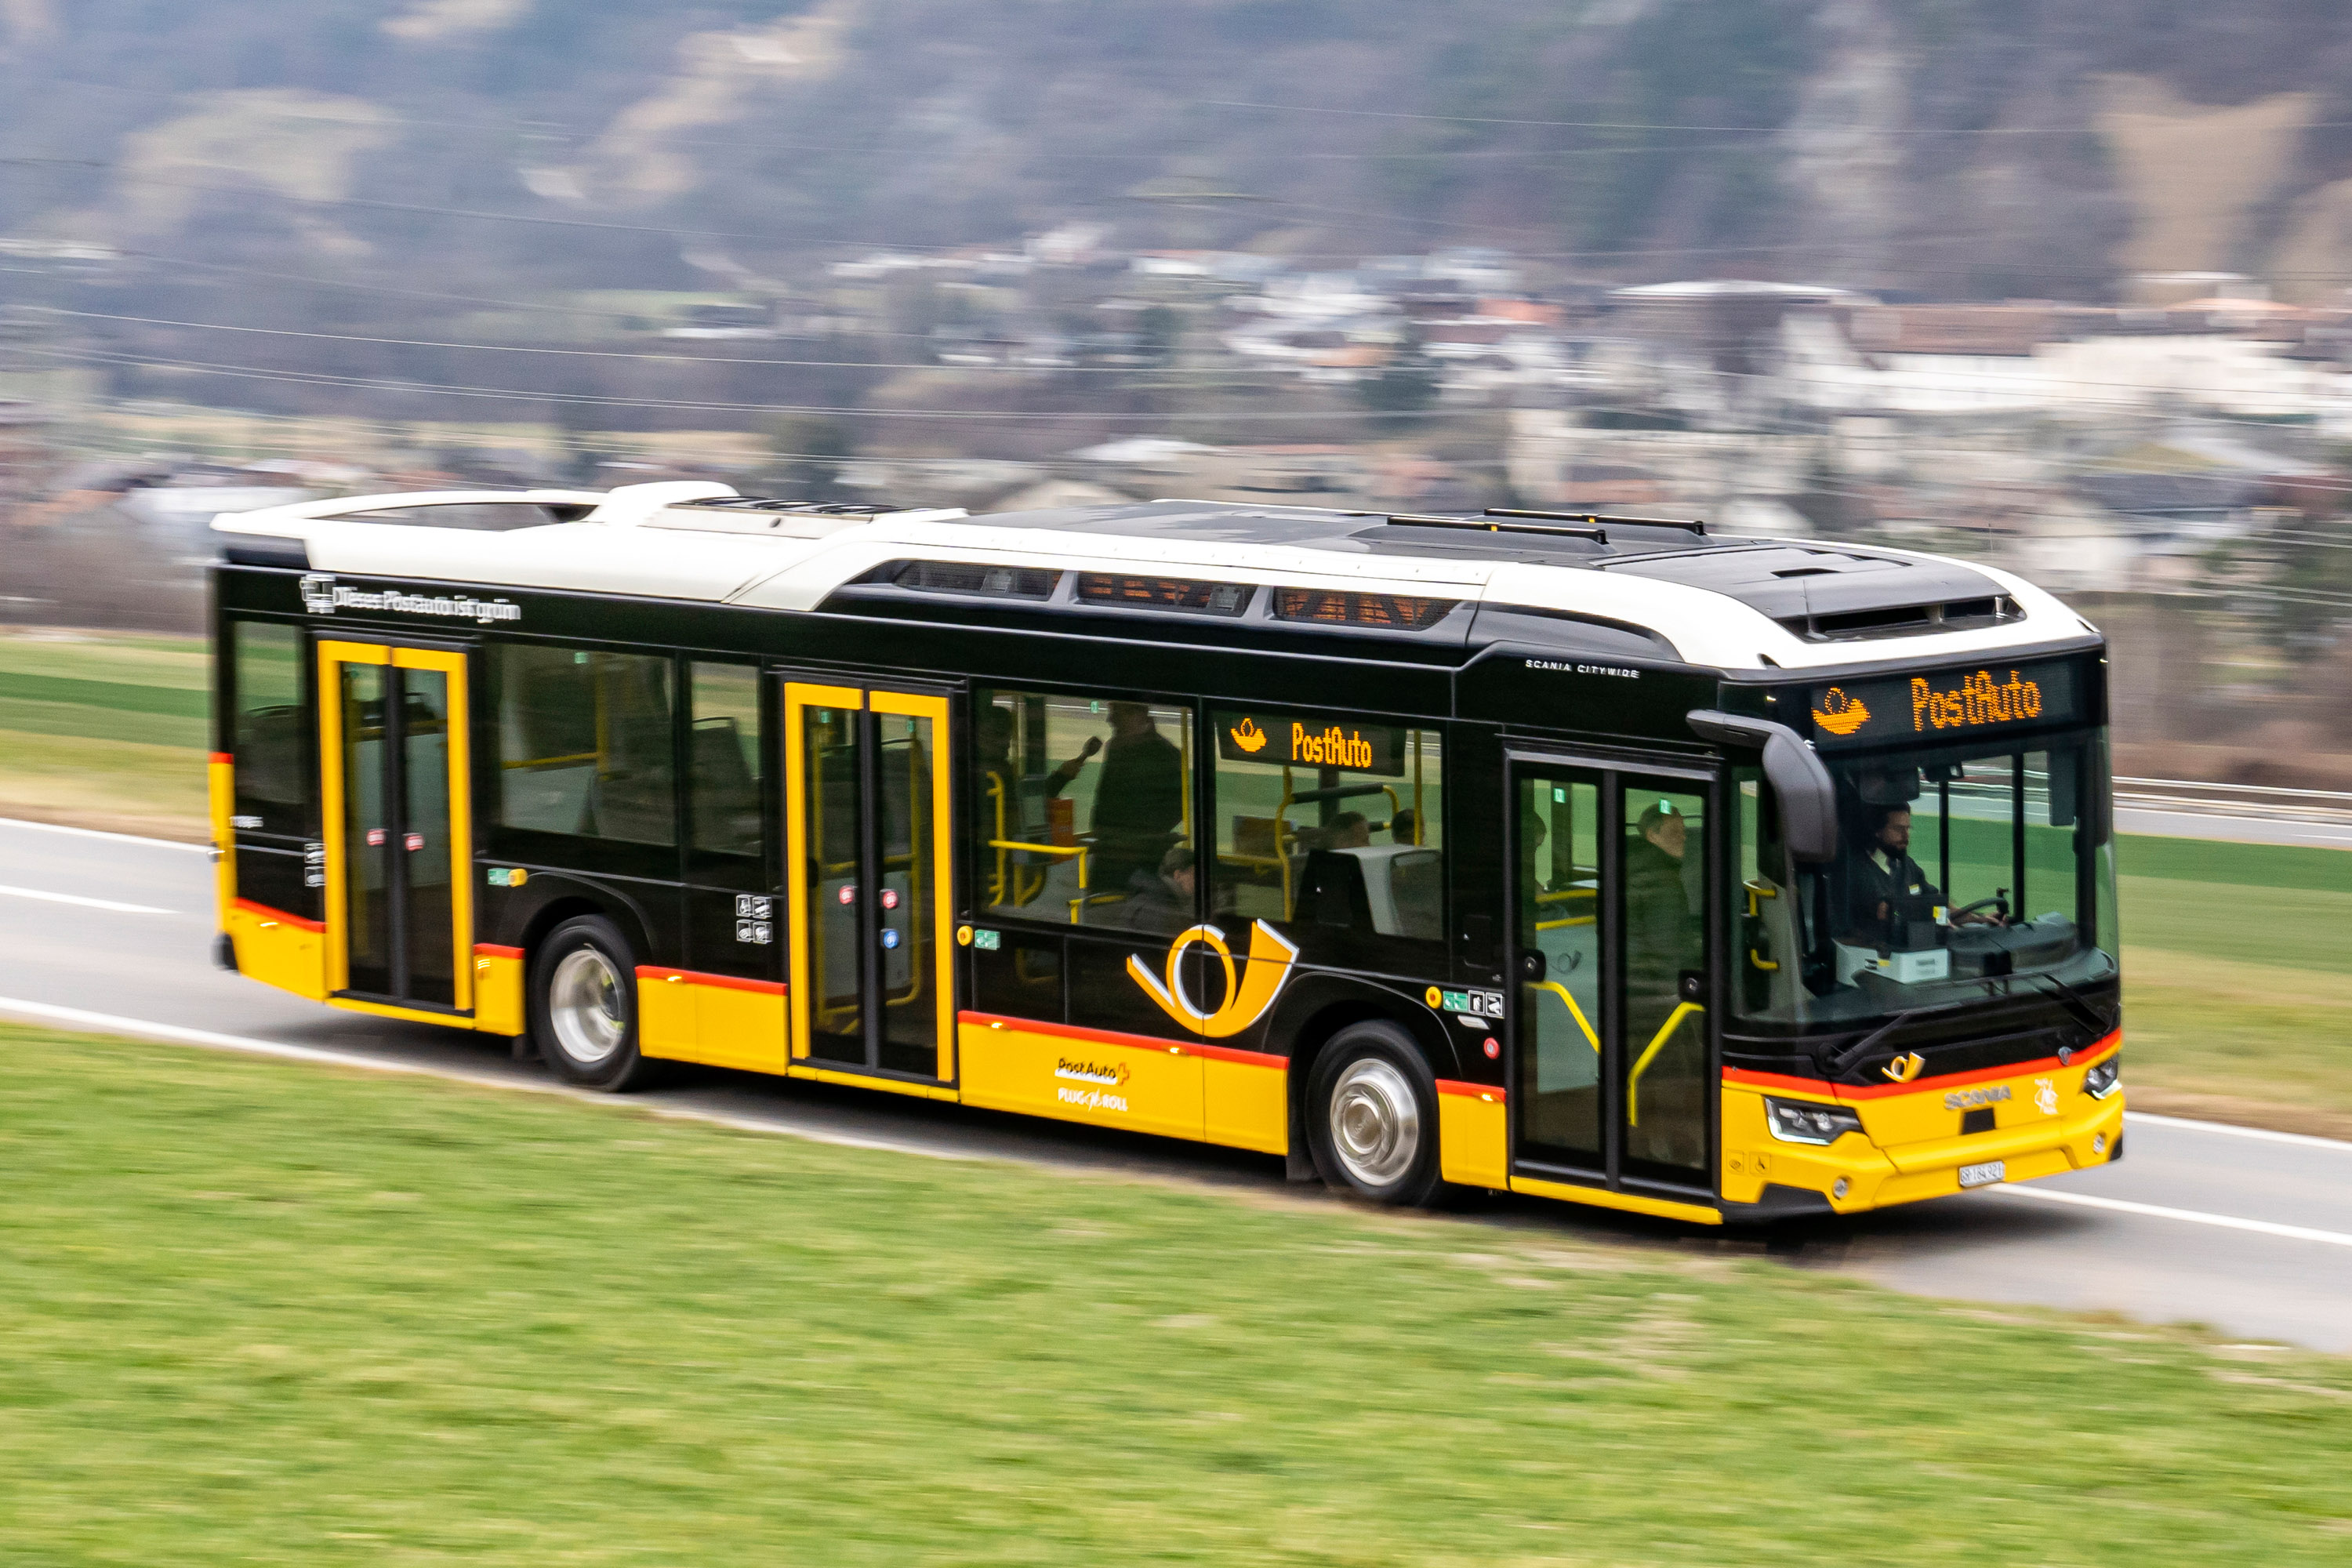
[1207,712,1444,952]
[494,644,675,845]
[970,688,1194,927]
[230,620,309,837]
[688,662,763,862]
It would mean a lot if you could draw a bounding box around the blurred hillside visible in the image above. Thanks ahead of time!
[12,0,2352,307]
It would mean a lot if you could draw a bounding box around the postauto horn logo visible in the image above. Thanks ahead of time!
[1128,920,1300,1038]
[1812,688,1872,736]
[1228,716,1269,754]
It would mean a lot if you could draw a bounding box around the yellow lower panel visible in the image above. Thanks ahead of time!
[637,972,696,1058]
[677,985,789,1074]
[1437,1089,1508,1189]
[327,996,474,1029]
[959,1022,1203,1141]
[472,953,527,1036]
[1203,1054,1287,1154]
[225,904,326,1001]
[1510,1173,1722,1225]
[784,1063,960,1102]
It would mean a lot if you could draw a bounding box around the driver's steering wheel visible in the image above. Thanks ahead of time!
[1951,893,2009,924]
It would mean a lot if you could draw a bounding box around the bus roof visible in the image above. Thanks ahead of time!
[212,481,2090,673]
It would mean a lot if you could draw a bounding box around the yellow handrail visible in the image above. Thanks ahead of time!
[1534,915,1596,931]
[1524,979,1599,1051]
[1628,1002,1705,1126]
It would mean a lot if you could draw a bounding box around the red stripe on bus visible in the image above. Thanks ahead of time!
[631,966,788,995]
[474,944,524,960]
[1436,1078,1506,1102]
[1191,1040,1285,1068]
[956,1010,1282,1067]
[234,898,323,932]
[1725,1029,2122,1101]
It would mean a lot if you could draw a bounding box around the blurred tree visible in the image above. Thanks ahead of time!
[1357,328,1440,418]
[769,416,859,501]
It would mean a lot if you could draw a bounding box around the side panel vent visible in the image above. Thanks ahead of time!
[1076,573,1252,615]
[1273,588,1457,629]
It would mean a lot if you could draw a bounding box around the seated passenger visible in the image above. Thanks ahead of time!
[1327,810,1371,849]
[1388,808,1417,844]
[1108,845,1196,934]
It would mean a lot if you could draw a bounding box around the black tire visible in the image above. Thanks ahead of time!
[529,916,662,1092]
[1306,1021,1445,1207]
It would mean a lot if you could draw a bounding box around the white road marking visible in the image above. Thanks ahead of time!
[1988,1184,2352,1248]
[0,816,210,851]
[2127,1111,2352,1153]
[0,996,969,1162]
[0,884,174,915]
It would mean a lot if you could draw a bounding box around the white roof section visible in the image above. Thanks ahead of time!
[212,483,2092,673]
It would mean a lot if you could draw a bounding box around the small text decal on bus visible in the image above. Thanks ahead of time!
[299,573,521,625]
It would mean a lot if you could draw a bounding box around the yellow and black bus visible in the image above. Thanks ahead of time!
[207,481,2122,1223]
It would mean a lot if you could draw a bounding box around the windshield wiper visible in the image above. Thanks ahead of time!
[1820,1000,1973,1078]
[2023,970,2116,1037]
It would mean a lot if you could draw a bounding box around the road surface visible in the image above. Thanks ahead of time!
[3,816,2347,1351]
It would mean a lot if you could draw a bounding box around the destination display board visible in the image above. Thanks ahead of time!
[1807,659,2082,748]
[1215,711,1407,775]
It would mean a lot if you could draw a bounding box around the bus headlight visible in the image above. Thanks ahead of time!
[2082,1058,2121,1100]
[1766,1098,1864,1145]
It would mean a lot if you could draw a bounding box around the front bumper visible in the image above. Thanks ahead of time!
[1722,1039,2125,1215]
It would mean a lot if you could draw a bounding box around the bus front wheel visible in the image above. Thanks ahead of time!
[530,916,661,1092]
[1308,1022,1444,1207]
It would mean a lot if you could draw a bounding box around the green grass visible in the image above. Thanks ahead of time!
[2112,834,2352,1122]
[4,1023,2350,1566]
[0,631,210,834]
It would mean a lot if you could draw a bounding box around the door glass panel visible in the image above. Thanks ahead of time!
[876,712,938,1076]
[1516,775,1602,1166]
[401,669,456,1007]
[802,704,866,1065]
[1620,782,1708,1180]
[341,662,393,998]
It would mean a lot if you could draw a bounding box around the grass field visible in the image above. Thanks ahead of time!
[0,627,2343,1129]
[0,629,210,838]
[3,1022,2350,1566]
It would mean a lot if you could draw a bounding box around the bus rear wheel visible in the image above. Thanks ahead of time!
[1308,1022,1443,1207]
[531,916,661,1092]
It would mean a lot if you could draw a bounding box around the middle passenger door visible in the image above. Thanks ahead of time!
[783,680,958,1086]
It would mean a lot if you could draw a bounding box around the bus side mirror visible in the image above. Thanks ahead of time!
[1686,710,1838,865]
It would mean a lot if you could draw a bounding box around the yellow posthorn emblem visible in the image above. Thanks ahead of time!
[1128,920,1301,1038]
[1882,1051,1926,1083]
[1228,716,1269,754]
[1813,687,1872,736]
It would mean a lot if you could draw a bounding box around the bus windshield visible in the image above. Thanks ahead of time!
[1732,728,2118,1029]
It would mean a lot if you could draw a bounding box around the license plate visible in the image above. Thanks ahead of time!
[1958,1160,2006,1189]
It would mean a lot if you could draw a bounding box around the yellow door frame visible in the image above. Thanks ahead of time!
[781,680,956,1085]
[317,639,474,1018]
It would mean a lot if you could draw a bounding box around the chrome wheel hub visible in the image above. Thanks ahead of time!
[1329,1058,1420,1188]
[549,947,626,1066]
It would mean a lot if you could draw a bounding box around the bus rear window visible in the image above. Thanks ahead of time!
[230,620,309,837]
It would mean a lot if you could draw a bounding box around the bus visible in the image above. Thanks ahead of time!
[207,481,2123,1223]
